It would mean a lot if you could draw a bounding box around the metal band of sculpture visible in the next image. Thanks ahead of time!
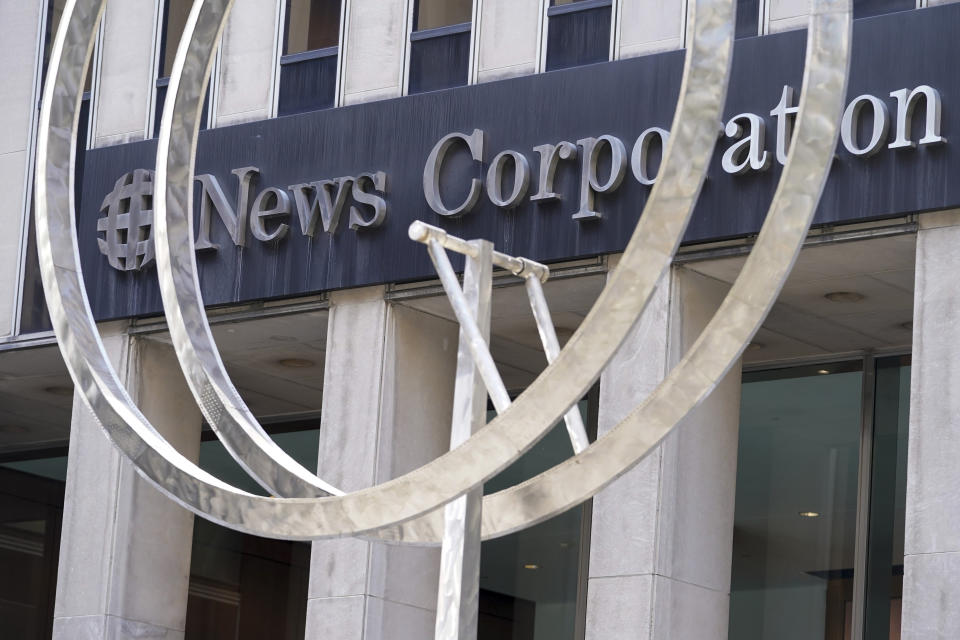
[34,0,851,637]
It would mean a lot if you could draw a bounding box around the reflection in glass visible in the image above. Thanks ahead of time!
[415,0,472,31]
[863,356,910,640]
[160,0,192,79]
[285,0,341,55]
[729,362,863,640]
[184,426,319,640]
[478,401,591,640]
[0,452,68,639]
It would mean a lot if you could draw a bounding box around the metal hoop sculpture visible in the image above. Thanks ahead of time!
[35,0,850,543]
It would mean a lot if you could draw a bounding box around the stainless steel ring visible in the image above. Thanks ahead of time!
[149,0,729,540]
[34,0,846,544]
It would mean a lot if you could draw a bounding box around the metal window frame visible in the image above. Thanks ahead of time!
[741,349,912,640]
[273,0,346,115]
[13,0,101,339]
[539,0,616,72]
[149,0,216,136]
[403,0,476,95]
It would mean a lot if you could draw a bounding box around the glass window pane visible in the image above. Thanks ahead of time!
[863,356,910,640]
[43,0,67,74]
[161,0,193,78]
[544,3,611,72]
[416,0,472,31]
[478,401,590,640]
[286,0,341,55]
[184,427,319,640]
[853,0,914,19]
[0,453,68,640]
[729,362,863,640]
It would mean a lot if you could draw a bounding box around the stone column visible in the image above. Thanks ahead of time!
[305,287,458,640]
[615,0,686,59]
[585,263,742,640]
[92,0,158,147]
[53,326,204,639]
[473,0,542,83]
[214,0,281,127]
[338,0,412,106]
[0,0,44,338]
[901,211,960,639]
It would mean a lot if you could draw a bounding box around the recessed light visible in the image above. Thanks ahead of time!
[817,369,830,375]
[798,511,820,518]
[748,341,765,351]
[523,563,539,570]
[44,385,74,397]
[824,291,865,303]
[276,358,315,369]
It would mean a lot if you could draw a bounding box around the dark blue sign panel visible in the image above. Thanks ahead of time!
[78,4,958,320]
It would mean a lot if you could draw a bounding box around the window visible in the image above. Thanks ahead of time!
[155,0,208,136]
[853,0,914,19]
[477,397,595,640]
[729,357,910,639]
[737,0,760,38]
[544,0,612,72]
[276,0,342,116]
[184,421,319,639]
[407,0,473,95]
[0,449,68,639]
[21,0,93,335]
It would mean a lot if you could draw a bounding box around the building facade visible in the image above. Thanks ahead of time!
[0,1,958,639]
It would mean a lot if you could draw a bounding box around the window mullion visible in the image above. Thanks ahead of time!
[851,353,877,640]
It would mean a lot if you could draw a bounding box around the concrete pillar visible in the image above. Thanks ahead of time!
[585,263,741,640]
[473,0,542,83]
[92,0,158,147]
[338,0,412,106]
[214,0,281,127]
[615,0,686,59]
[305,288,458,640]
[53,326,203,639]
[902,211,960,639]
[0,0,44,338]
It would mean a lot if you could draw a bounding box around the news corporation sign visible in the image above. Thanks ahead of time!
[96,84,944,273]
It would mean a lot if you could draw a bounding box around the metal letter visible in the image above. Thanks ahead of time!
[530,141,577,202]
[630,127,670,185]
[574,135,628,220]
[423,129,485,218]
[770,85,799,165]
[349,171,388,230]
[249,187,290,243]
[888,85,947,149]
[721,113,771,174]
[485,150,530,209]
[195,166,258,250]
[288,177,353,236]
[841,94,890,157]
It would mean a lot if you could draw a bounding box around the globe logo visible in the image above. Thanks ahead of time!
[96,168,155,271]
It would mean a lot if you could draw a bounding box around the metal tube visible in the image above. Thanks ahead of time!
[410,221,550,283]
[524,276,590,454]
[435,240,492,640]
[427,240,512,414]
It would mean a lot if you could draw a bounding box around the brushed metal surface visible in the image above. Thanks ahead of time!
[35,0,855,549]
